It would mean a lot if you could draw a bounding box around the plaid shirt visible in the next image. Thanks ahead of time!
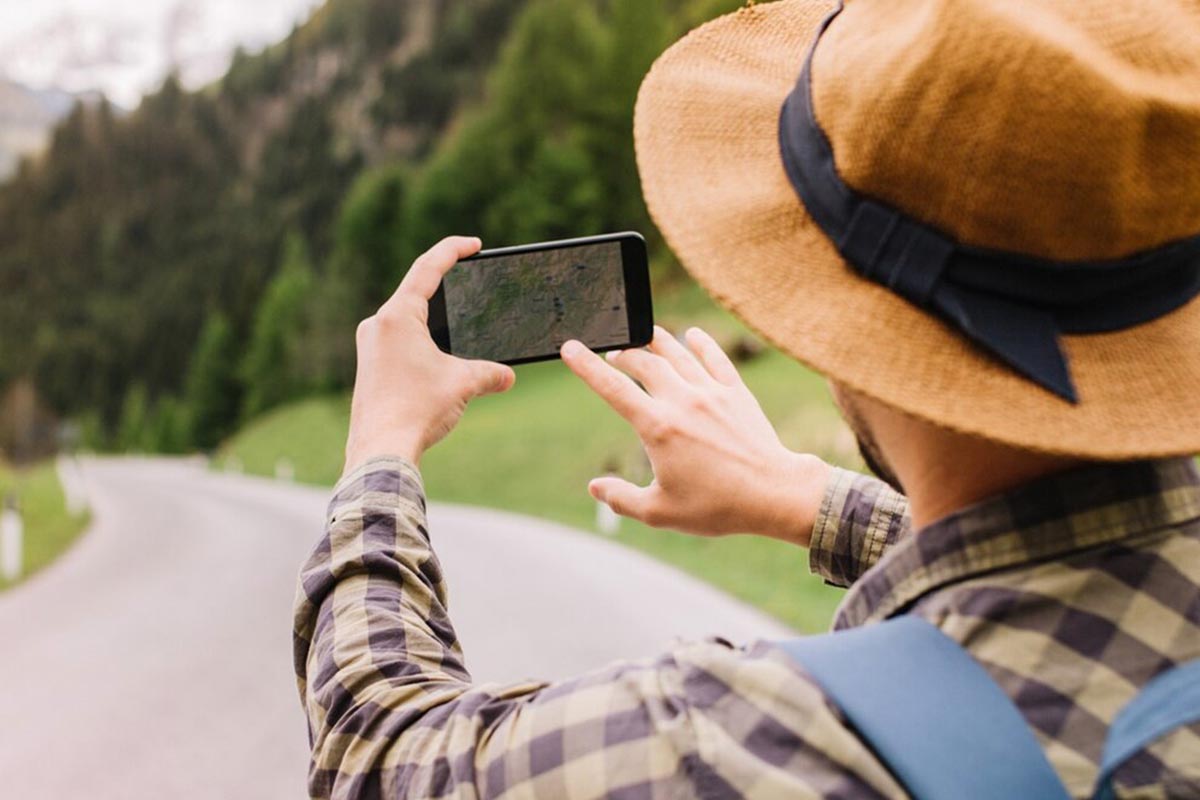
[294,457,1200,799]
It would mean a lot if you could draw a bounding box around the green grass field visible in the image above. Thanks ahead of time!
[0,462,91,591]
[220,286,862,632]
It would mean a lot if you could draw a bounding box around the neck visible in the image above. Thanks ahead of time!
[842,390,1086,529]
[896,430,1085,529]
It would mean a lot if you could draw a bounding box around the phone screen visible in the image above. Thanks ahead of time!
[441,240,631,362]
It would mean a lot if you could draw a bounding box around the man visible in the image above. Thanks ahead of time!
[293,0,1200,797]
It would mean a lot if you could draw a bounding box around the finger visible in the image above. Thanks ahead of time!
[605,347,687,397]
[589,477,664,526]
[647,325,709,385]
[466,360,516,398]
[561,340,655,425]
[685,327,742,386]
[392,236,483,304]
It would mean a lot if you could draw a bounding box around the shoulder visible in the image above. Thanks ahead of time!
[657,638,905,799]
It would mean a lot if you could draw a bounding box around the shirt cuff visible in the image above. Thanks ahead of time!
[327,456,425,521]
[809,467,911,588]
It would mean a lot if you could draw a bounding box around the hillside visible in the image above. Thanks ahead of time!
[0,0,742,460]
[0,0,857,630]
[218,286,860,631]
[0,0,526,445]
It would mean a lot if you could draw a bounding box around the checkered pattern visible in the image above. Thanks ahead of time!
[294,457,1200,799]
[809,467,910,588]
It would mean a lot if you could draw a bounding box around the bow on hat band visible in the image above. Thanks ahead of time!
[777,7,1200,403]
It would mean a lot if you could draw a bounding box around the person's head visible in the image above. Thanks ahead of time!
[634,0,1200,505]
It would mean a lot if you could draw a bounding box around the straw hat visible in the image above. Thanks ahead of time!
[634,0,1200,458]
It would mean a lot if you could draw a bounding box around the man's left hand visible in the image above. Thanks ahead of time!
[343,236,516,475]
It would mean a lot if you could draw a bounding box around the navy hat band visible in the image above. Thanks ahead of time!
[778,6,1200,403]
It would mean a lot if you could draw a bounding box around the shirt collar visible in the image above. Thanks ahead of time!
[834,457,1200,630]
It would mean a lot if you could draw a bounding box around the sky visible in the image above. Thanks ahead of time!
[0,0,323,107]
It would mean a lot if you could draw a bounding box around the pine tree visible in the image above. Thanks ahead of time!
[593,0,671,235]
[240,234,316,419]
[116,384,150,453]
[146,396,191,454]
[296,254,366,394]
[406,0,609,251]
[184,313,241,451]
[336,164,410,305]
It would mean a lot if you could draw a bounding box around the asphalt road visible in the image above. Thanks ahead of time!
[0,458,793,799]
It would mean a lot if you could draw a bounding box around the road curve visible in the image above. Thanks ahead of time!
[0,458,793,799]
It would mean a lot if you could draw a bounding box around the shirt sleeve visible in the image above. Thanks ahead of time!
[293,458,904,800]
[807,468,911,588]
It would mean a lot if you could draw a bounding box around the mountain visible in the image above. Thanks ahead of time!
[0,0,527,425]
[0,0,322,179]
[0,0,740,456]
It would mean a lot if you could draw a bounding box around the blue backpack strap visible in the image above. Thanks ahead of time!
[779,616,1071,800]
[1094,659,1200,800]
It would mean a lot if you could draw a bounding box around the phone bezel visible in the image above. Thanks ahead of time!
[428,231,653,366]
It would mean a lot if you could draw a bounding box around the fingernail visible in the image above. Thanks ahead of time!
[562,340,583,358]
[605,350,619,362]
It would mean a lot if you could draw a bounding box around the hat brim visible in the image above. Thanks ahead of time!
[634,0,1200,458]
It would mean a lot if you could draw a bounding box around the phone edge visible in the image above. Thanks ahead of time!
[434,231,653,365]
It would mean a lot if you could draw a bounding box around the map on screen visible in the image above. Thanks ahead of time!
[443,241,629,362]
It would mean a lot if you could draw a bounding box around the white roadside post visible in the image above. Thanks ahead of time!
[1,495,23,583]
[594,462,623,536]
[275,458,295,483]
[595,498,621,536]
[56,456,90,516]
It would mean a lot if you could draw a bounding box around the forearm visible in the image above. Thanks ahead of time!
[291,458,908,799]
[291,459,714,799]
[293,458,533,797]
[808,467,911,588]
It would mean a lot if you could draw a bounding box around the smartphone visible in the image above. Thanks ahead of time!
[428,232,653,365]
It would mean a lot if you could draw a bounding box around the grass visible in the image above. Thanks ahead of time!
[220,285,862,632]
[0,461,91,591]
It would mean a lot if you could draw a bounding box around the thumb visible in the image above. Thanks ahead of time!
[467,360,516,397]
[589,477,661,525]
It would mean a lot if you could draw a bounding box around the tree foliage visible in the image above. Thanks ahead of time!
[184,313,241,451]
[146,396,191,455]
[0,0,747,456]
[397,0,673,285]
[240,235,318,420]
[336,164,410,305]
[116,384,150,453]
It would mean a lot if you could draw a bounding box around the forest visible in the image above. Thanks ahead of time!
[0,0,743,460]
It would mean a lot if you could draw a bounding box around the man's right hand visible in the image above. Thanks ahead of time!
[561,327,831,547]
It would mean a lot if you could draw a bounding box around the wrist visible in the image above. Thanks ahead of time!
[343,430,423,477]
[760,452,831,548]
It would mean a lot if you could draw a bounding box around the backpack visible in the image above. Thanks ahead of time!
[780,616,1200,800]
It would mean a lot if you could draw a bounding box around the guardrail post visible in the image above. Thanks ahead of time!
[1,494,23,582]
[275,458,295,483]
[594,462,622,536]
[57,456,91,515]
[595,498,620,535]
